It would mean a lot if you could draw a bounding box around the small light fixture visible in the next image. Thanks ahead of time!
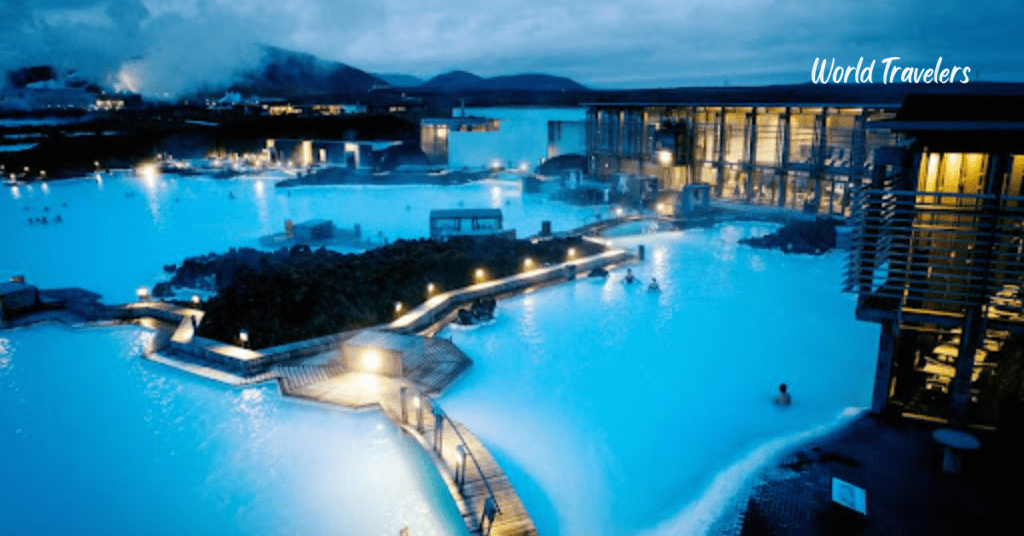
[191,294,201,305]
[658,149,673,166]
[567,247,577,259]
[363,350,381,372]
[475,268,485,280]
[395,301,403,313]
[523,258,534,270]
[615,207,624,217]
[135,286,150,301]
[427,282,436,295]
[239,329,249,346]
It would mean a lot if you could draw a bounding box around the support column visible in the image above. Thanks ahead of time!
[812,109,829,211]
[778,108,791,207]
[746,110,758,202]
[716,106,726,198]
[951,308,984,424]
[871,320,897,413]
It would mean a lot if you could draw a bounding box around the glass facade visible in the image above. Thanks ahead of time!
[587,104,898,216]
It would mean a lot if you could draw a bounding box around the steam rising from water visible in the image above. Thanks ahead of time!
[1,0,307,97]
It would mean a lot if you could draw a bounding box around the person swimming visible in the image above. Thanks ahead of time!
[648,277,660,291]
[774,383,792,406]
[623,268,636,284]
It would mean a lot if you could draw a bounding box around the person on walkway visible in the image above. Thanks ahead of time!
[775,383,792,406]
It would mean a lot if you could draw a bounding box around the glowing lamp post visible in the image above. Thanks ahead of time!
[567,247,577,260]
[657,149,673,166]
[474,268,486,282]
[239,329,249,348]
[456,444,468,491]
[523,258,534,271]
[135,286,150,301]
[394,301,404,317]
[191,294,201,305]
[615,206,624,218]
[362,350,381,373]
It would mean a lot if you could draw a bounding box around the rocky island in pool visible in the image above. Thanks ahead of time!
[159,236,606,349]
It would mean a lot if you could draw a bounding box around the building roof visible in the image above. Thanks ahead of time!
[296,218,333,227]
[583,82,1024,109]
[0,281,35,295]
[430,208,502,219]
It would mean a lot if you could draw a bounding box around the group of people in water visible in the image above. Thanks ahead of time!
[621,267,792,406]
[25,203,64,225]
[622,268,660,292]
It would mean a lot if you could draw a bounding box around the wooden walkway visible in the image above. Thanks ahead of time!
[280,363,538,536]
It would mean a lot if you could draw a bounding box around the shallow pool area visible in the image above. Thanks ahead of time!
[0,323,467,535]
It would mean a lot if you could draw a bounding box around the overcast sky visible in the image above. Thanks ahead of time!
[2,0,1022,95]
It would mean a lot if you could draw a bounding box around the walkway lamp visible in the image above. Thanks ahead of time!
[239,329,249,348]
[456,444,468,490]
[135,286,150,301]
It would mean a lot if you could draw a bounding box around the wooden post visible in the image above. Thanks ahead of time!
[433,404,444,454]
[399,386,408,424]
[416,394,424,433]
[456,444,467,492]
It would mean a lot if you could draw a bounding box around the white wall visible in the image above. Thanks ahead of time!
[447,107,586,171]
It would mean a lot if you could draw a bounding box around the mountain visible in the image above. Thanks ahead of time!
[482,74,589,91]
[226,46,388,100]
[419,70,487,90]
[419,70,588,91]
[373,73,424,87]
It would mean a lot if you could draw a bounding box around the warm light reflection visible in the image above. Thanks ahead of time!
[362,350,382,372]
[658,149,673,166]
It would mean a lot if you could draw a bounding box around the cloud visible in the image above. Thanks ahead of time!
[0,0,1021,95]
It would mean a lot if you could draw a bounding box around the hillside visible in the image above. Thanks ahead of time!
[419,70,588,92]
[226,46,388,100]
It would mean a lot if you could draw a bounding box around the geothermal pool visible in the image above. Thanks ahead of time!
[0,172,878,535]
[437,225,879,536]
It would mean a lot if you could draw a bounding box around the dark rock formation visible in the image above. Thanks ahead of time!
[739,218,838,255]
[166,236,604,349]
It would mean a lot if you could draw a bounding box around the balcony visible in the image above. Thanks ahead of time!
[843,188,1024,333]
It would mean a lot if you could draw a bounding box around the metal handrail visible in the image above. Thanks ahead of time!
[437,407,503,515]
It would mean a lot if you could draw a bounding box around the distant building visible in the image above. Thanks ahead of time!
[420,117,501,165]
[429,208,513,240]
[845,94,1024,429]
[421,107,587,170]
[585,101,899,216]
